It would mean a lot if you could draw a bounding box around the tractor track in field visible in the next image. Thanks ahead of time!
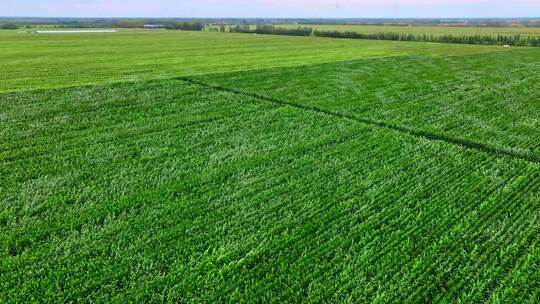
[178,76,540,165]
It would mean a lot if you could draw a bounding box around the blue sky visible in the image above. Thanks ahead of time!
[3,0,540,18]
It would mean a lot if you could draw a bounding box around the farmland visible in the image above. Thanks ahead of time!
[0,30,500,92]
[1,29,540,303]
[278,24,540,37]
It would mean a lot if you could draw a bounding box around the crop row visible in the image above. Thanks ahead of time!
[195,49,540,157]
[2,79,539,302]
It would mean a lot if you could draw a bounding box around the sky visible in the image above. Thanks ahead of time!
[3,0,540,18]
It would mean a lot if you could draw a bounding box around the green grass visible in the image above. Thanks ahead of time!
[0,29,502,92]
[279,24,540,37]
[2,30,540,302]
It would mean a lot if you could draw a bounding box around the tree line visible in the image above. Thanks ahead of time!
[0,20,206,31]
[313,30,540,47]
[224,25,540,47]
[229,25,313,36]
[1,23,19,30]
[164,22,205,31]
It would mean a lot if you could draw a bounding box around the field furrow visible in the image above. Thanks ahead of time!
[195,49,540,157]
[2,77,539,302]
[2,29,540,303]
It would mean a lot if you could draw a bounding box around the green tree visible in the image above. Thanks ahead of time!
[1,23,18,30]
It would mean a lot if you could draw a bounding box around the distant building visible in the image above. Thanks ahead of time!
[144,24,165,29]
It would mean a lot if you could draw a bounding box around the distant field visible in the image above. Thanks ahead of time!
[2,29,540,302]
[196,48,540,156]
[279,24,540,37]
[0,29,502,92]
[35,30,118,33]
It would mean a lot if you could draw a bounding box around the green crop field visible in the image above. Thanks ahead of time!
[279,24,540,37]
[1,29,540,303]
[0,29,500,92]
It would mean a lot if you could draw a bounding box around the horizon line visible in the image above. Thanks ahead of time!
[2,16,540,19]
